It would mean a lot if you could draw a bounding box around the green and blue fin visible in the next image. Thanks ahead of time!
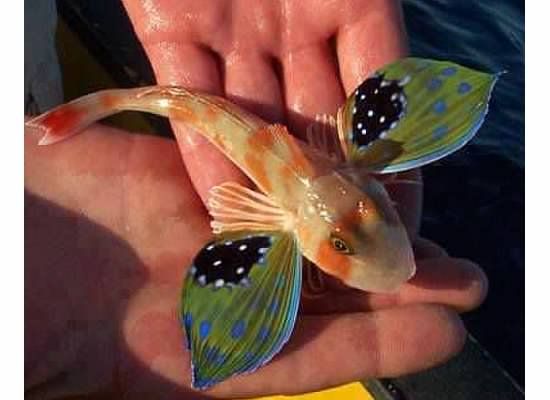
[181,230,302,390]
[336,57,500,173]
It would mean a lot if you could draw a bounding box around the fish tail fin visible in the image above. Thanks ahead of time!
[25,86,180,145]
[26,89,129,145]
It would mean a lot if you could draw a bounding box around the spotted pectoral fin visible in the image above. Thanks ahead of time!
[181,231,302,390]
[207,182,292,234]
[337,58,500,173]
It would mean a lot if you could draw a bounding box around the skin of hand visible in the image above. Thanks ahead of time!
[24,1,488,399]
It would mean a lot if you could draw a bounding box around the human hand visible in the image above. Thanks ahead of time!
[122,1,417,207]
[25,123,486,399]
[25,1,488,398]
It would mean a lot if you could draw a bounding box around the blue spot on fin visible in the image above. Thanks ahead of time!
[427,78,443,91]
[433,100,447,114]
[441,66,457,76]
[231,320,246,339]
[458,82,472,94]
[432,125,449,140]
[199,320,211,339]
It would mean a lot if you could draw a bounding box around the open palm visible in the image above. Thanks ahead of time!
[25,1,488,399]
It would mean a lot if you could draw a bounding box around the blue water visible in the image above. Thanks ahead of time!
[403,0,525,385]
[404,0,524,166]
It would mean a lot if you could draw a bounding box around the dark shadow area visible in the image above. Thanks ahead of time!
[402,0,524,387]
[24,192,216,399]
[24,191,346,399]
[376,336,524,400]
[421,148,524,385]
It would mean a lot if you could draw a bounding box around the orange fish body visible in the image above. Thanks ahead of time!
[28,84,416,292]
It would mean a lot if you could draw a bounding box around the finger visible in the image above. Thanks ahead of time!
[336,0,408,93]
[374,257,488,312]
[336,4,421,238]
[282,43,346,138]
[384,169,423,239]
[218,304,465,397]
[144,41,250,203]
[224,51,286,123]
[413,237,449,259]
[302,256,488,314]
[25,124,209,253]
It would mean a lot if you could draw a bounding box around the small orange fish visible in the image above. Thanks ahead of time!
[26,58,498,389]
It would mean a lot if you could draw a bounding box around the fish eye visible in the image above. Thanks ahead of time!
[330,233,353,255]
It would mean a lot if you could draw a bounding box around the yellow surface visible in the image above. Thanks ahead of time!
[253,382,374,400]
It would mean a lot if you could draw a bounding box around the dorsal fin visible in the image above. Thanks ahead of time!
[305,113,346,163]
[248,124,317,178]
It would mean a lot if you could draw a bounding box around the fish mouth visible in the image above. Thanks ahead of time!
[346,224,416,293]
[347,257,416,293]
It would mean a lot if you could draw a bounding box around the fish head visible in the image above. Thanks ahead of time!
[296,172,415,293]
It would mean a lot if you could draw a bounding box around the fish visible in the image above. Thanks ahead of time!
[25,57,499,390]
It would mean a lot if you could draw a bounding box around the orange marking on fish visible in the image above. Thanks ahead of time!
[279,164,293,180]
[211,131,226,147]
[278,163,297,195]
[285,134,314,176]
[100,93,117,108]
[170,105,199,125]
[296,224,313,244]
[41,106,83,138]
[244,151,272,193]
[254,124,315,177]
[316,239,351,278]
[204,104,220,121]
[335,198,379,232]
[250,126,276,149]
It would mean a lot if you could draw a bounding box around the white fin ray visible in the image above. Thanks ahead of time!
[305,114,346,163]
[207,182,294,234]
